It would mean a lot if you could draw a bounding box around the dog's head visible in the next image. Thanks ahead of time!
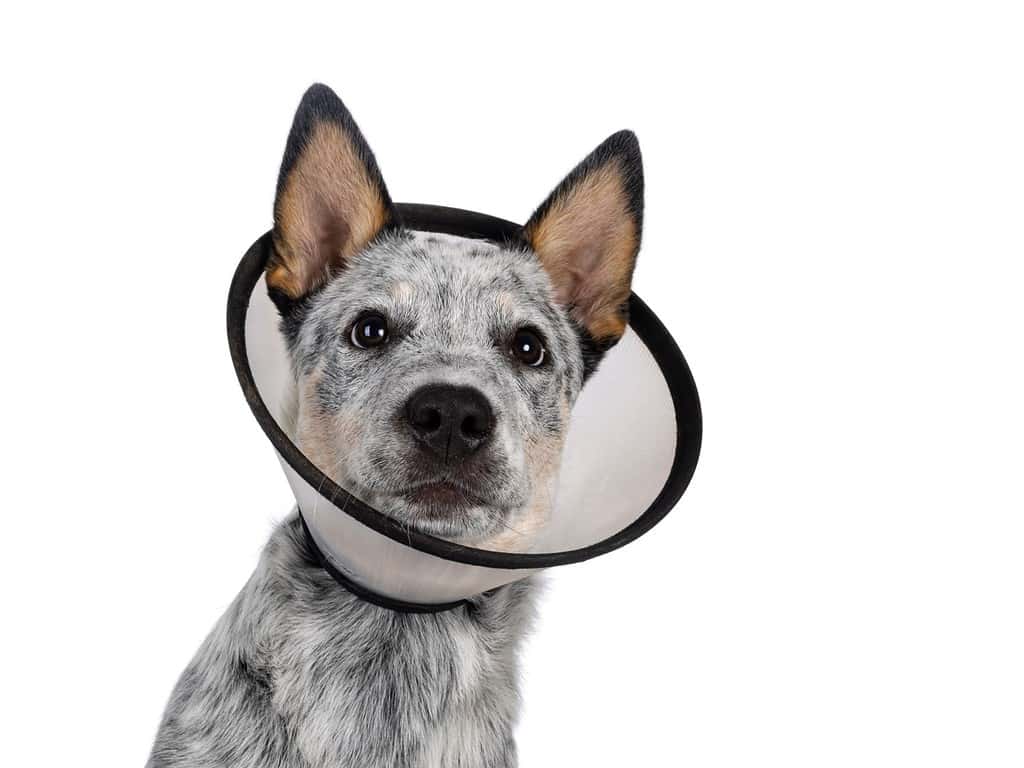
[267,85,643,550]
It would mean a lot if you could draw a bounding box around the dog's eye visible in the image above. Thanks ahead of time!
[510,328,546,367]
[350,313,389,349]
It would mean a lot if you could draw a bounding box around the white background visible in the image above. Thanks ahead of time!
[1,2,1022,766]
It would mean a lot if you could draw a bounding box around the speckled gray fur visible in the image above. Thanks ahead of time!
[148,514,536,768]
[290,231,586,545]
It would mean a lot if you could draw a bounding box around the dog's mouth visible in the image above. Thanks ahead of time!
[327,451,528,541]
[402,480,488,516]
[378,473,521,542]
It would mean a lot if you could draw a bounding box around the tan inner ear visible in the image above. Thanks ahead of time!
[526,162,638,340]
[269,121,390,299]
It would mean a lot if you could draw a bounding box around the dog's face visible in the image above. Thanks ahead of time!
[267,85,643,550]
[286,233,587,548]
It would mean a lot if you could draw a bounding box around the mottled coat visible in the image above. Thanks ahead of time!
[148,515,536,768]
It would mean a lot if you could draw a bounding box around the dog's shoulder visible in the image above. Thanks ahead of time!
[149,515,536,767]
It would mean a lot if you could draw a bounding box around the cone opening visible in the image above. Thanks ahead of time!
[228,204,701,571]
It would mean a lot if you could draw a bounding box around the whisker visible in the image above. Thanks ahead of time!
[482,506,531,539]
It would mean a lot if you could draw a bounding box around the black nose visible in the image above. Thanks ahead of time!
[405,384,494,461]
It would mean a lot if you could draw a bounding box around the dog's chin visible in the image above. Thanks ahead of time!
[328,468,529,546]
[386,488,512,544]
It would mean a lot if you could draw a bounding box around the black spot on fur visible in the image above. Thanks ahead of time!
[235,655,272,697]
[268,288,311,346]
[576,320,620,381]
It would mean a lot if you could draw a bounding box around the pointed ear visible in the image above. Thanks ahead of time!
[524,130,644,342]
[267,84,398,305]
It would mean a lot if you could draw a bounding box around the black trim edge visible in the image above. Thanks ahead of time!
[299,514,470,614]
[227,203,702,571]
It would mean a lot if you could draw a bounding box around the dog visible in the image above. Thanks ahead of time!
[148,83,644,768]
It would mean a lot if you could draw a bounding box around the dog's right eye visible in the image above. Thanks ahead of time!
[350,313,389,349]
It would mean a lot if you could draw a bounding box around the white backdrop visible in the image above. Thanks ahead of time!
[1,2,1021,766]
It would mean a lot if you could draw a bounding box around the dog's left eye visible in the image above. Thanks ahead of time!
[350,313,389,349]
[510,328,546,367]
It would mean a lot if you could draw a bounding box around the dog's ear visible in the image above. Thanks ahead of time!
[267,84,398,306]
[524,131,643,342]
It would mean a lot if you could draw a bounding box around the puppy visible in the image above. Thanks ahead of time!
[148,84,644,768]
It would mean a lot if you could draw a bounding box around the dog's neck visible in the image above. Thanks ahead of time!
[273,512,536,618]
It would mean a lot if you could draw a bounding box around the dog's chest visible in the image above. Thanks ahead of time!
[447,619,484,695]
[288,601,521,768]
[418,623,490,766]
